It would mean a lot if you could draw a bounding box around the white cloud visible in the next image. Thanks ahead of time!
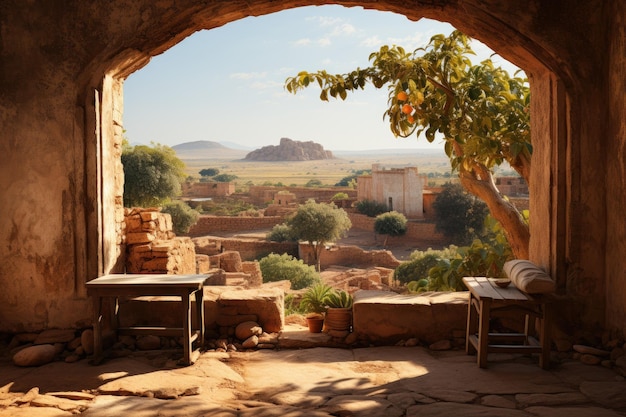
[230,71,267,80]
[292,38,312,47]
[330,23,356,36]
[317,37,331,47]
[361,36,383,48]
[307,16,343,27]
[249,80,283,90]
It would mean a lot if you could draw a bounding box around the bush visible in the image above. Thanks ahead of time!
[161,201,199,235]
[355,199,388,217]
[331,192,349,201]
[266,224,295,242]
[394,253,441,285]
[213,173,238,182]
[374,211,407,246]
[259,253,320,290]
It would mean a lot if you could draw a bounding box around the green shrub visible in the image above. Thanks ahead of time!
[394,253,441,285]
[300,283,334,314]
[161,201,199,235]
[326,290,353,308]
[266,224,295,242]
[331,192,349,201]
[355,199,388,217]
[259,253,320,290]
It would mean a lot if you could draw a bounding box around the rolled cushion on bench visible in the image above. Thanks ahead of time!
[503,260,556,294]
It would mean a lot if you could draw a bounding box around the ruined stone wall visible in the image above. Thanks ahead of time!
[187,215,285,237]
[348,213,447,247]
[299,243,401,270]
[182,181,235,198]
[247,185,356,205]
[125,208,197,274]
[193,236,298,261]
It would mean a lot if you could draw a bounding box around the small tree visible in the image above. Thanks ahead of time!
[213,173,238,182]
[433,183,489,245]
[259,253,320,290]
[374,211,408,247]
[199,168,219,177]
[122,142,186,207]
[288,200,352,271]
[161,200,200,235]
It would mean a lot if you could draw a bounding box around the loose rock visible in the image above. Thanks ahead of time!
[13,344,56,367]
[235,321,262,341]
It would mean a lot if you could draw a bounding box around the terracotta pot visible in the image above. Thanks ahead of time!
[324,307,352,332]
[306,316,324,333]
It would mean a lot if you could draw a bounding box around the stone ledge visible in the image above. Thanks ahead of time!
[353,290,469,345]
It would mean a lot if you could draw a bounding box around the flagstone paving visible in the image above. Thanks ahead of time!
[1,340,626,416]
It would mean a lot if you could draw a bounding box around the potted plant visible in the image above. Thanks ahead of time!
[300,283,333,333]
[324,290,354,332]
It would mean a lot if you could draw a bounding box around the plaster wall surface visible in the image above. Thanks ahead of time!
[0,0,624,338]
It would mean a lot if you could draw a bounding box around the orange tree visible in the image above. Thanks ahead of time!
[285,31,531,259]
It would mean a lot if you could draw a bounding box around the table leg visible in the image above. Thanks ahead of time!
[91,295,103,364]
[196,288,205,347]
[466,293,477,354]
[477,298,491,368]
[182,292,192,365]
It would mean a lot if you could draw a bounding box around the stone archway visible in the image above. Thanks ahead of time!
[94,1,569,279]
[1,1,621,336]
[79,1,584,324]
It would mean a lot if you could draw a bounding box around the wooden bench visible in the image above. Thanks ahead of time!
[463,277,552,369]
[86,273,210,366]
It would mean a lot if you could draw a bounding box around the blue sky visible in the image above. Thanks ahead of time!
[123,5,520,151]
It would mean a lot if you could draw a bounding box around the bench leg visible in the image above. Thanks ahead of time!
[477,298,491,368]
[539,303,552,369]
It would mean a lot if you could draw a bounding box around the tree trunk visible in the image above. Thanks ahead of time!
[458,163,530,259]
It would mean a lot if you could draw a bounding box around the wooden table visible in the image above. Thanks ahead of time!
[86,274,210,365]
[463,277,551,369]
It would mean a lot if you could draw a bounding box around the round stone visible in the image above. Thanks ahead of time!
[13,344,56,367]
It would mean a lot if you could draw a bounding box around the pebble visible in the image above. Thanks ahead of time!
[429,339,452,351]
[242,335,259,348]
[580,354,602,365]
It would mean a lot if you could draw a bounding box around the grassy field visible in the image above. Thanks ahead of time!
[181,151,454,188]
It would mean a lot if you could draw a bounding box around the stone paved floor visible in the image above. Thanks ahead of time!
[1,329,626,416]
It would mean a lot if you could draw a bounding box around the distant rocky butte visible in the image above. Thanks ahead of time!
[244,138,334,161]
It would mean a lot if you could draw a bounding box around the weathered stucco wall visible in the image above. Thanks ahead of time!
[0,0,624,337]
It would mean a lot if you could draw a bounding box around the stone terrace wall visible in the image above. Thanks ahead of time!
[187,215,284,237]
[125,208,197,274]
[348,213,448,247]
[248,186,357,205]
[193,236,298,261]
[299,243,401,270]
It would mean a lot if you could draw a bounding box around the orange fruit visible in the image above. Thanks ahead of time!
[407,115,415,124]
[401,104,413,114]
[397,91,408,101]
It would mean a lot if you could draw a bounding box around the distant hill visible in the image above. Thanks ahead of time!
[244,137,334,161]
[171,140,248,160]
